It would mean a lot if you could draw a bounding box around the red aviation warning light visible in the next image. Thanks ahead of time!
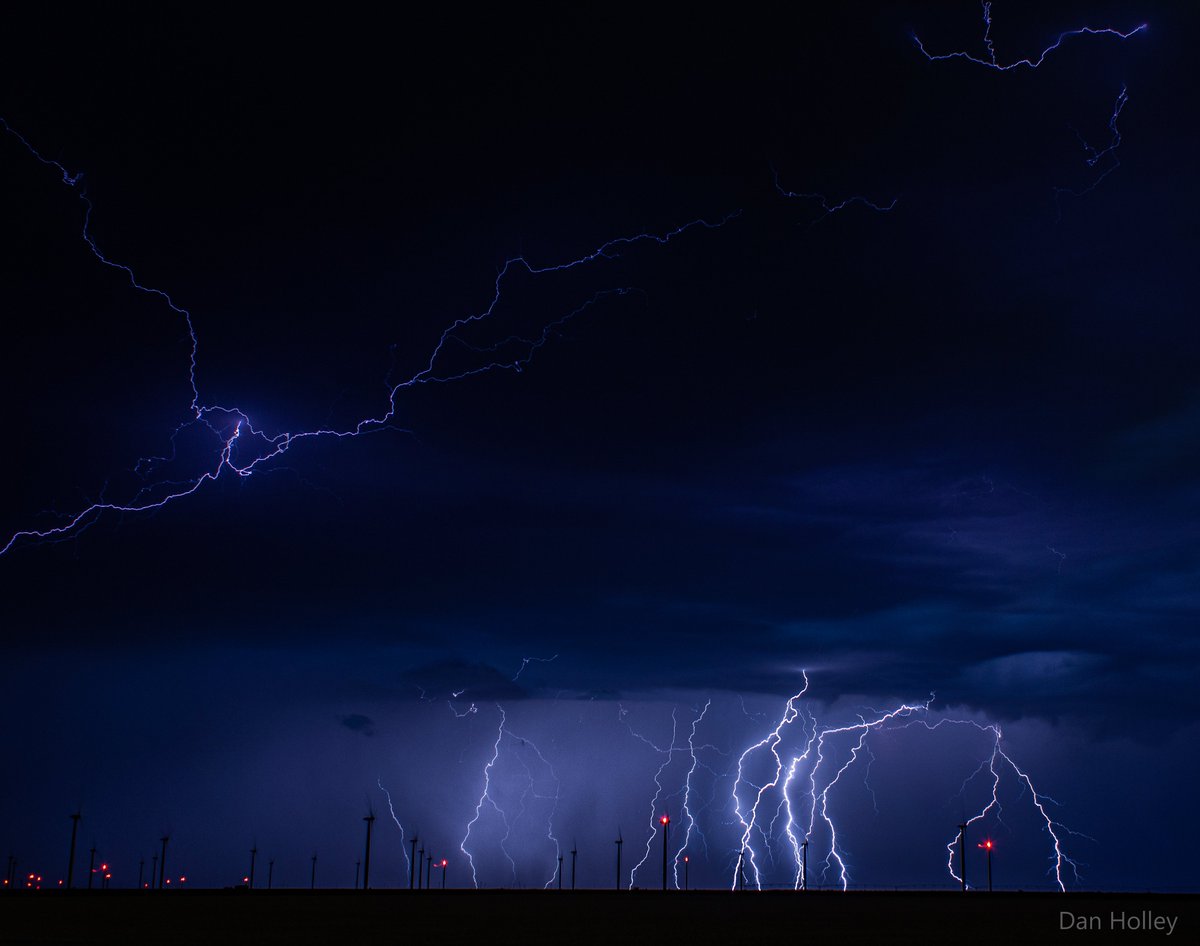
[660,815,670,826]
[978,838,995,893]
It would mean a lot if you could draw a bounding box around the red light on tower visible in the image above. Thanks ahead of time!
[180,876,187,884]
[978,839,994,892]
[441,859,447,868]
[659,815,671,891]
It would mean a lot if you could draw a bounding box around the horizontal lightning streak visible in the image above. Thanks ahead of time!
[912,2,1146,71]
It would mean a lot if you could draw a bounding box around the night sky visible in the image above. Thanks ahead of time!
[2,4,1197,893]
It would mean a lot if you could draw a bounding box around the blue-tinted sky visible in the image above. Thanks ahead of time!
[1,3,1196,892]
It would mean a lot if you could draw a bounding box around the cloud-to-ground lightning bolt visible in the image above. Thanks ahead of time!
[801,700,931,890]
[672,699,722,888]
[779,734,817,890]
[501,723,562,889]
[461,705,510,888]
[623,705,679,889]
[448,678,1081,891]
[729,673,808,890]
[621,700,725,889]
[912,2,1146,71]
[459,703,562,888]
[726,680,1082,891]
[912,717,1088,892]
[0,118,738,557]
[772,167,897,222]
[377,778,412,879]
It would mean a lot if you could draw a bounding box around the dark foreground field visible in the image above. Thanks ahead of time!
[1,890,1195,946]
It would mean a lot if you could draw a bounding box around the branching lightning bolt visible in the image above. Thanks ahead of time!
[730,672,808,890]
[912,2,1146,71]
[728,679,1081,891]
[914,8,1143,219]
[801,701,930,889]
[502,723,562,889]
[1054,85,1130,217]
[460,703,561,888]
[461,705,508,888]
[0,118,738,556]
[623,704,678,889]
[910,717,1087,892]
[673,699,721,887]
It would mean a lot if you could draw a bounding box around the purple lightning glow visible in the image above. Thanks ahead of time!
[618,700,726,890]
[912,2,1146,71]
[672,699,720,888]
[800,701,931,890]
[459,704,562,889]
[730,673,809,890]
[0,117,738,557]
[504,722,563,890]
[623,705,678,889]
[419,675,1084,890]
[461,706,510,888]
[908,717,1091,892]
[724,679,1084,891]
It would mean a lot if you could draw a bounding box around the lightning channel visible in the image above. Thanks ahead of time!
[912,2,1146,71]
[0,115,740,556]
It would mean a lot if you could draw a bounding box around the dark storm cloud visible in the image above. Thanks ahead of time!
[398,660,529,702]
[1,1,1197,893]
[339,713,376,737]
